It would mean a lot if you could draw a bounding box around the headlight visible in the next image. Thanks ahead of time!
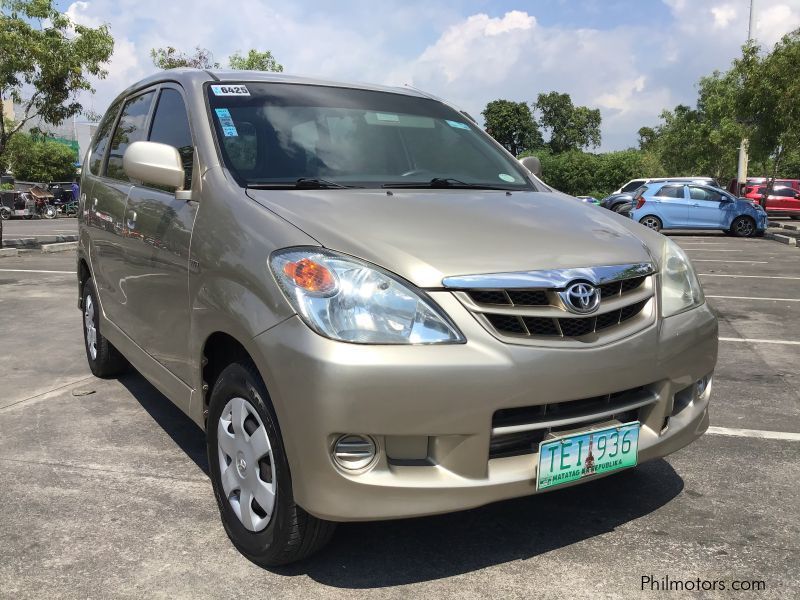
[660,238,705,317]
[270,247,464,344]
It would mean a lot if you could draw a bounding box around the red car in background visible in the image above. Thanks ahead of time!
[743,185,800,219]
[728,177,800,196]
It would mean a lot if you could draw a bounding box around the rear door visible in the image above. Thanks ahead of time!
[120,85,198,384]
[687,185,729,228]
[86,91,155,328]
[651,184,689,227]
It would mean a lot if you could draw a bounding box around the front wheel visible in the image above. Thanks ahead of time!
[730,216,756,237]
[44,206,57,219]
[0,207,10,220]
[207,361,335,567]
[639,215,662,231]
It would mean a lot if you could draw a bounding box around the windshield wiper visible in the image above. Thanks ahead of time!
[382,177,513,190]
[247,178,355,189]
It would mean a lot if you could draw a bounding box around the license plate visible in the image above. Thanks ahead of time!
[536,422,639,490]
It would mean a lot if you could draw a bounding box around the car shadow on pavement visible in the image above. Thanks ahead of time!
[118,372,209,476]
[284,460,684,587]
[117,371,684,587]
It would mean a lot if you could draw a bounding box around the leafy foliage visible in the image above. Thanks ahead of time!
[534,92,602,153]
[228,49,283,72]
[0,0,114,155]
[520,148,664,198]
[150,46,219,69]
[481,99,542,155]
[3,132,77,181]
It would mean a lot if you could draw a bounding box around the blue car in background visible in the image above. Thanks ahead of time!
[630,182,767,237]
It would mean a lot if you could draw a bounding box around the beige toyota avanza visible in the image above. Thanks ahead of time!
[78,70,717,566]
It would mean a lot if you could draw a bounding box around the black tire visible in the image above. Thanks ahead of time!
[207,360,335,567]
[612,203,628,213]
[81,278,128,377]
[0,207,9,220]
[639,215,662,231]
[730,216,756,237]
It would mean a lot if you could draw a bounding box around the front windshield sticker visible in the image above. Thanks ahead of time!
[375,113,400,122]
[210,84,250,96]
[214,108,239,137]
[445,119,471,130]
[498,173,516,182]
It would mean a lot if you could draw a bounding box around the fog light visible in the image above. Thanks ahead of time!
[696,375,711,397]
[332,434,376,470]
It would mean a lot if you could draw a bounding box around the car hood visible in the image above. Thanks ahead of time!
[246,188,654,288]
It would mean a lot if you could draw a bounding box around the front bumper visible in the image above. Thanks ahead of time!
[251,293,718,521]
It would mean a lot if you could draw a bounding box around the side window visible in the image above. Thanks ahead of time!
[656,185,684,198]
[689,186,722,202]
[148,89,194,189]
[621,180,645,193]
[106,91,155,182]
[88,99,123,176]
[775,188,795,197]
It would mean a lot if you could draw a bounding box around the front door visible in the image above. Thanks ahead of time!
[121,86,198,384]
[687,185,728,228]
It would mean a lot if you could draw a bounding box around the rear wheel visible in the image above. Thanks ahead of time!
[639,215,662,231]
[612,203,628,213]
[207,360,335,566]
[0,207,9,220]
[730,216,756,237]
[81,278,128,377]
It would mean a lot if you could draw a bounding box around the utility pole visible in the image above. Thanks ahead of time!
[736,0,756,195]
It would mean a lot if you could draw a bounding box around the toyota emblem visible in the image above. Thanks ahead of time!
[559,282,601,314]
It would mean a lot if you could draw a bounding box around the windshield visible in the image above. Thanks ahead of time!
[207,82,533,190]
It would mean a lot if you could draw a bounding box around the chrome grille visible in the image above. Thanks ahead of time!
[489,385,657,459]
[447,263,656,345]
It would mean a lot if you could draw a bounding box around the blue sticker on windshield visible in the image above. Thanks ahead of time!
[214,108,238,137]
[446,119,471,130]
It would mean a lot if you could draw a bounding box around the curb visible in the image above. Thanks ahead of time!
[766,232,798,246]
[41,241,78,253]
[1,234,78,249]
[0,247,19,258]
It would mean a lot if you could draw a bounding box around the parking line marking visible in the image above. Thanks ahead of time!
[719,337,800,346]
[691,259,768,263]
[700,273,800,280]
[707,426,800,441]
[683,249,743,252]
[708,295,800,302]
[0,269,76,274]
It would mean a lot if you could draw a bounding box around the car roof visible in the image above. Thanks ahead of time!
[116,68,434,102]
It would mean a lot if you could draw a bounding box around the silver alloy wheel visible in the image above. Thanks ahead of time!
[640,216,661,230]
[84,294,98,360]
[217,397,277,532]
[734,218,754,236]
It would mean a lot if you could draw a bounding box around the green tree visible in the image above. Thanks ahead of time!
[733,31,800,188]
[534,92,602,153]
[3,132,77,181]
[637,126,658,151]
[481,99,542,156]
[0,0,114,156]
[150,46,219,69]
[228,49,283,72]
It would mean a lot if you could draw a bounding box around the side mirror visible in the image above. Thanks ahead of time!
[519,156,542,177]
[123,141,190,199]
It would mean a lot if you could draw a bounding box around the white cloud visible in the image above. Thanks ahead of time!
[62,1,800,150]
[711,4,738,29]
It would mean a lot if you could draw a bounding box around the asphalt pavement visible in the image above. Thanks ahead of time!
[0,234,798,599]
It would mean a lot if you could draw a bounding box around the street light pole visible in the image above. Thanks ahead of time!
[736,0,756,194]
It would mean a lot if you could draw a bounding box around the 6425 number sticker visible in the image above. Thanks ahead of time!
[210,84,250,96]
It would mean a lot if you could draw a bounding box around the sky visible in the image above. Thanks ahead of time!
[59,0,800,151]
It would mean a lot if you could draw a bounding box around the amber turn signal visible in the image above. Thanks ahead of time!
[283,258,337,293]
